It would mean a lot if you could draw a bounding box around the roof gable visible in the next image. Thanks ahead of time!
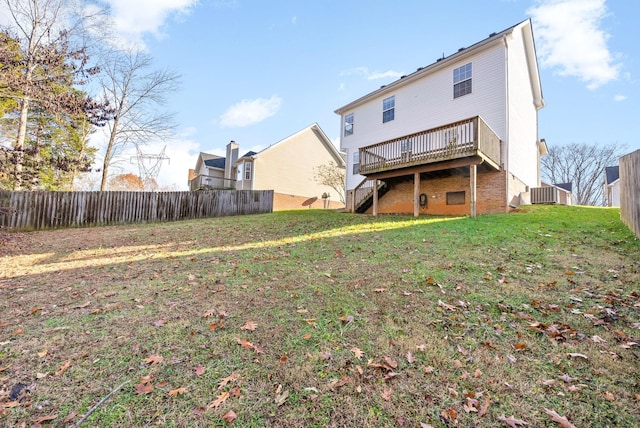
[204,157,226,169]
[243,123,345,167]
[335,19,543,114]
[605,166,620,184]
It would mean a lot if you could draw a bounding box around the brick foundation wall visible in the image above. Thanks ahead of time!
[365,170,508,215]
[273,193,345,211]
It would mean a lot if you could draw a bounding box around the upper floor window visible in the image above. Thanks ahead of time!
[352,150,360,175]
[382,96,395,123]
[344,113,354,136]
[244,161,252,181]
[453,63,472,98]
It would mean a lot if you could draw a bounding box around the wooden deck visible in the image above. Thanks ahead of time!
[358,116,501,176]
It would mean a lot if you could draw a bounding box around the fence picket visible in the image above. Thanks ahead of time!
[0,190,273,231]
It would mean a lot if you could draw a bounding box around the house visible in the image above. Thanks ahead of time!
[604,165,620,207]
[188,123,346,210]
[335,19,546,217]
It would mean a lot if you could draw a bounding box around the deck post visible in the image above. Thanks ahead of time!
[470,164,477,218]
[372,179,378,216]
[414,172,420,217]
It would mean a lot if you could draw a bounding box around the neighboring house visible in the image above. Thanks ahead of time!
[604,165,620,207]
[335,19,546,217]
[188,123,346,210]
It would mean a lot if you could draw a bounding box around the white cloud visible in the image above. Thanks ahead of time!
[341,67,404,81]
[218,95,282,128]
[613,94,627,102]
[102,0,198,49]
[528,0,621,89]
[292,16,297,24]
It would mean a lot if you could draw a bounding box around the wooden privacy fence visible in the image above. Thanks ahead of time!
[0,190,274,231]
[619,149,640,238]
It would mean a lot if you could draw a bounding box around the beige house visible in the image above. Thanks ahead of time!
[188,123,346,210]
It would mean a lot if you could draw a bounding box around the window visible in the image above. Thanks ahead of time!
[446,191,465,205]
[344,113,354,136]
[352,151,360,175]
[382,96,395,123]
[244,161,252,180]
[453,63,472,98]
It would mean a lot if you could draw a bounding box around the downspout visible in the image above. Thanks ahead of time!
[503,34,510,210]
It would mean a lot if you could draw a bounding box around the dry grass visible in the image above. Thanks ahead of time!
[0,205,639,427]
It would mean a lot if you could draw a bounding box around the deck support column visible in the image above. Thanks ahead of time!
[470,164,477,218]
[372,179,378,216]
[414,172,420,218]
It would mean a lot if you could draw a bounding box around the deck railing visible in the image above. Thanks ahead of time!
[189,175,236,191]
[359,116,501,175]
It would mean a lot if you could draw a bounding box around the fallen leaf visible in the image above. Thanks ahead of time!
[218,373,239,390]
[143,354,163,365]
[351,347,364,360]
[604,391,615,401]
[240,321,257,331]
[340,315,355,324]
[168,387,187,396]
[416,344,427,352]
[406,352,416,364]
[499,414,529,427]
[591,335,606,343]
[513,343,528,351]
[222,409,237,424]
[438,300,457,311]
[153,319,166,327]
[478,395,490,417]
[303,333,312,339]
[194,365,206,375]
[208,391,230,408]
[381,388,392,401]
[29,307,43,315]
[62,409,78,423]
[236,338,255,351]
[474,368,483,378]
[55,360,71,376]
[202,309,216,318]
[543,408,576,428]
[274,390,289,406]
[424,366,435,374]
[134,383,154,394]
[73,301,91,309]
[566,353,588,360]
[383,356,398,369]
[37,349,48,358]
[453,359,464,368]
[441,408,457,421]
[32,414,57,423]
[420,424,435,428]
[320,351,332,360]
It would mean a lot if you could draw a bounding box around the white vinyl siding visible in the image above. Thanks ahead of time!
[340,44,506,190]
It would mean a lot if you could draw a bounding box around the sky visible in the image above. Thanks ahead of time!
[71,0,640,189]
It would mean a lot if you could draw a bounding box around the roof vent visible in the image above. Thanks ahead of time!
[400,75,407,79]
[417,67,424,71]
[436,58,443,62]
[458,47,465,52]
[380,85,386,89]
[489,32,497,37]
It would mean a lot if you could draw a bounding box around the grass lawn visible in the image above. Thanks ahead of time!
[0,205,639,427]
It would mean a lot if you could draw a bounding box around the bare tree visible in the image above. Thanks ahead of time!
[98,49,180,190]
[541,142,625,206]
[314,161,346,203]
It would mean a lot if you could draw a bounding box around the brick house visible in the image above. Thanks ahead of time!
[335,19,546,217]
